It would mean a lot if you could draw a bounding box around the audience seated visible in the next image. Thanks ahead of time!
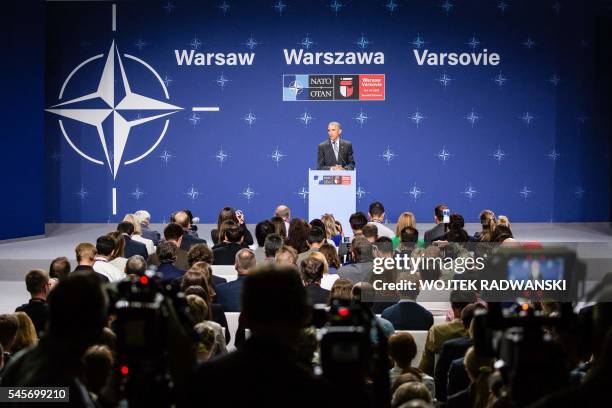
[214,249,256,312]
[0,272,108,407]
[418,290,477,375]
[0,314,19,365]
[73,242,109,283]
[210,207,252,246]
[187,244,226,286]
[392,381,432,408]
[328,278,353,305]
[299,257,330,305]
[309,251,338,290]
[319,243,340,274]
[269,216,288,240]
[93,235,124,282]
[82,344,114,400]
[367,201,395,239]
[12,312,36,354]
[187,264,336,408]
[338,236,374,283]
[362,223,379,242]
[297,226,326,264]
[254,220,275,260]
[286,218,311,254]
[185,295,227,357]
[392,212,418,250]
[263,233,283,263]
[321,213,342,246]
[134,209,161,245]
[212,222,248,265]
[106,231,129,272]
[273,205,291,236]
[123,214,155,255]
[424,204,448,243]
[275,245,298,267]
[49,256,70,280]
[15,269,49,336]
[117,221,148,259]
[446,346,494,408]
[156,241,185,281]
[474,210,496,242]
[434,303,485,401]
[388,333,434,395]
[382,273,433,331]
[175,210,207,251]
[352,282,395,341]
[148,222,190,270]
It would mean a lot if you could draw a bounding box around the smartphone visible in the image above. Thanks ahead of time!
[442,208,450,224]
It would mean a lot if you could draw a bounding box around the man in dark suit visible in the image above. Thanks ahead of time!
[215,249,256,312]
[300,257,330,305]
[186,264,337,408]
[117,221,148,259]
[424,204,449,243]
[148,223,190,270]
[15,269,49,336]
[174,211,206,251]
[434,303,484,402]
[381,272,433,330]
[212,223,248,265]
[317,121,355,170]
[156,241,185,282]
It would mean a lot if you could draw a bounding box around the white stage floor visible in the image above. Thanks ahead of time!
[1,222,611,314]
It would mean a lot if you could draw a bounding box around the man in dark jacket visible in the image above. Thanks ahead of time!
[15,269,50,336]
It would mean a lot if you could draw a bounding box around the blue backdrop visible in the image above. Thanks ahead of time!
[43,0,612,224]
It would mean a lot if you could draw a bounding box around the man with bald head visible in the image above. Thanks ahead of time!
[317,121,355,170]
[174,211,206,251]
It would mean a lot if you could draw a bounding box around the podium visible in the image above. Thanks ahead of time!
[308,170,356,238]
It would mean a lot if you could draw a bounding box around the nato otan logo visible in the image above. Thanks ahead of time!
[45,3,219,214]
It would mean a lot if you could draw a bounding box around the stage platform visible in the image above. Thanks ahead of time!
[1,222,611,314]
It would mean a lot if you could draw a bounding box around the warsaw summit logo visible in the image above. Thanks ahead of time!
[45,4,219,214]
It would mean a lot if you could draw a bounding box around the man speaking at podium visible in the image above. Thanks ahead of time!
[317,121,355,170]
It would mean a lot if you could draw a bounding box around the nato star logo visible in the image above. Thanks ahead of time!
[190,35,203,50]
[523,37,536,49]
[493,146,506,164]
[462,184,478,201]
[162,74,173,88]
[380,146,398,165]
[298,33,315,50]
[410,108,426,128]
[437,73,452,88]
[297,185,309,201]
[354,109,370,128]
[269,146,286,165]
[240,186,257,202]
[218,1,230,14]
[411,33,426,49]
[214,147,230,166]
[244,35,260,50]
[216,73,230,89]
[328,0,345,14]
[466,34,480,50]
[440,0,454,14]
[497,1,509,13]
[519,185,532,200]
[466,109,481,127]
[552,1,562,14]
[273,0,287,15]
[162,1,175,13]
[520,112,535,126]
[243,110,258,127]
[574,187,585,198]
[134,37,149,51]
[75,186,89,201]
[355,34,372,49]
[406,183,425,201]
[50,150,63,162]
[356,185,369,200]
[548,74,560,87]
[384,0,399,14]
[288,80,304,96]
[297,110,314,126]
[548,148,560,161]
[493,72,508,88]
[131,186,145,200]
[159,150,173,165]
[576,114,589,124]
[437,146,452,163]
[186,185,201,200]
[188,112,201,126]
